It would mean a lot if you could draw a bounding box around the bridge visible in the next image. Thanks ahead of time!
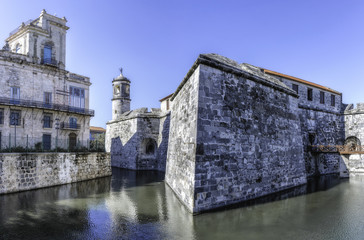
[309,145,364,154]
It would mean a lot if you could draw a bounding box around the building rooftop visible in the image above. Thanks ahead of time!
[7,9,68,41]
[90,126,106,132]
[159,93,173,102]
[169,54,342,101]
[262,68,342,95]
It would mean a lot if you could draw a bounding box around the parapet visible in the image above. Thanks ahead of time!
[0,49,32,63]
[344,103,364,114]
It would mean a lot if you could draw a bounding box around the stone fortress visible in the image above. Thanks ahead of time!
[106,53,364,214]
[0,10,93,150]
[106,69,170,171]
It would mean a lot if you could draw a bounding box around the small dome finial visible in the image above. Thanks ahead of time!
[119,67,123,74]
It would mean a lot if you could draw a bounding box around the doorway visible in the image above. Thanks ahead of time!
[69,133,77,151]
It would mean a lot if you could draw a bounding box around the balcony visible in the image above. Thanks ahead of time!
[60,122,80,130]
[41,58,58,67]
[0,97,94,116]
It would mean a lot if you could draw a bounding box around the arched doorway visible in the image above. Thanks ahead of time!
[69,133,77,151]
[142,138,157,156]
[146,140,156,155]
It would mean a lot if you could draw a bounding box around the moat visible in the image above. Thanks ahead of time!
[1,168,364,240]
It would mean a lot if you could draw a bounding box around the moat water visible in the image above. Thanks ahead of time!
[1,168,364,240]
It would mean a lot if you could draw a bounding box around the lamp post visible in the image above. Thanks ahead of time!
[55,118,60,151]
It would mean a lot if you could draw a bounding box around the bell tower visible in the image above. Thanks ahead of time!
[112,68,131,120]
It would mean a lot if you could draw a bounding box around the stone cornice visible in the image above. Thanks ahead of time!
[107,112,170,124]
[6,25,48,42]
[49,20,69,30]
[67,77,92,86]
[0,51,66,74]
[344,110,364,115]
[0,50,90,85]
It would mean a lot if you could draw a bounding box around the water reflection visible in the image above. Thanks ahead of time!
[0,169,364,240]
[0,177,111,240]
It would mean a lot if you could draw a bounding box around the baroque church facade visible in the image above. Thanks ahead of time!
[0,10,93,150]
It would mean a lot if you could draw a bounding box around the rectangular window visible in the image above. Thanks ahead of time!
[43,114,52,128]
[44,46,52,62]
[80,89,85,108]
[69,86,85,108]
[292,84,298,94]
[320,91,325,104]
[307,88,313,101]
[44,92,52,106]
[0,109,3,124]
[331,94,335,107]
[42,134,51,151]
[10,87,20,104]
[10,110,21,126]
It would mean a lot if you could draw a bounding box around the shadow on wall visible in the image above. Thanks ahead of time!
[110,115,170,171]
[157,115,170,171]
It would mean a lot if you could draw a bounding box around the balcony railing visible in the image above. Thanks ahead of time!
[41,58,58,66]
[60,122,80,130]
[9,19,34,36]
[0,97,94,116]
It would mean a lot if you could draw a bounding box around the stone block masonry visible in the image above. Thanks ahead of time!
[0,152,111,194]
[165,66,200,211]
[106,108,170,171]
[165,54,307,214]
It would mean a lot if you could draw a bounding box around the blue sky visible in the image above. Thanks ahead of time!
[1,1,364,128]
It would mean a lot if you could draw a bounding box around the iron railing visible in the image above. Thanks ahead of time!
[9,19,34,36]
[0,134,105,153]
[0,96,94,116]
[41,58,58,66]
[61,122,81,130]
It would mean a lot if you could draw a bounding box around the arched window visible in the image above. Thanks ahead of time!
[123,84,130,98]
[114,85,121,95]
[15,44,20,53]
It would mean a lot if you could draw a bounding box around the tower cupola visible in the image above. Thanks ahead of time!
[112,68,131,120]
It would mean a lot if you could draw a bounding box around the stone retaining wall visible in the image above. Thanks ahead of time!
[0,152,111,194]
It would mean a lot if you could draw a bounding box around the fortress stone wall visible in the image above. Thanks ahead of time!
[106,108,169,171]
[165,55,307,213]
[106,53,364,214]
